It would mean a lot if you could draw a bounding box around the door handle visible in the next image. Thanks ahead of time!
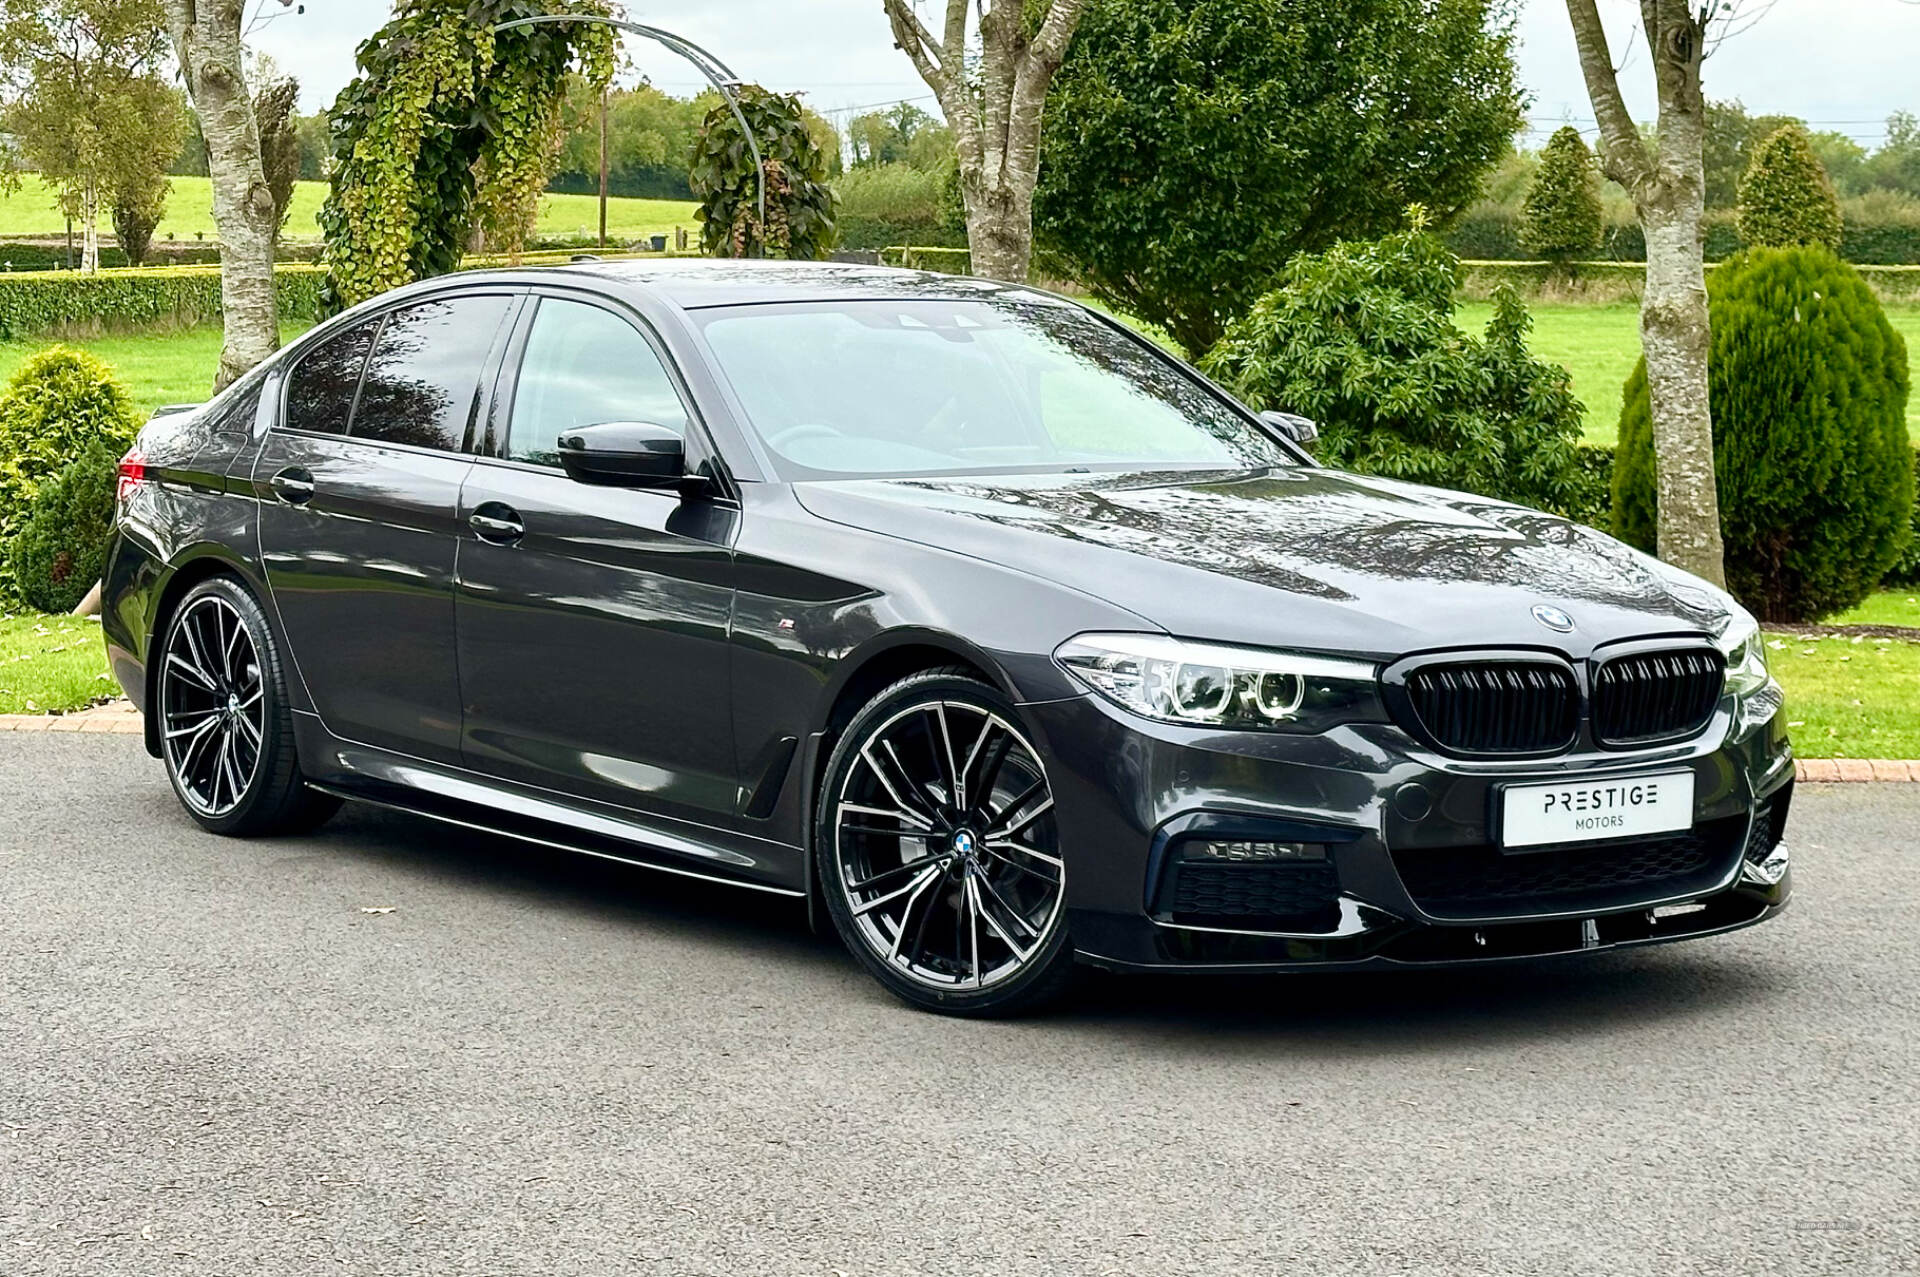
[269,466,315,505]
[469,504,525,545]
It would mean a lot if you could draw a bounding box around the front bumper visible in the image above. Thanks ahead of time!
[1023,690,1795,973]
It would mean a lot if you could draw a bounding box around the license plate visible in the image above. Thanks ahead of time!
[1499,771,1695,849]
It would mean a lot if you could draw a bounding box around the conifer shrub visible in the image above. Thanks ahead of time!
[1738,123,1843,252]
[1521,126,1604,267]
[1613,247,1911,621]
[8,443,121,614]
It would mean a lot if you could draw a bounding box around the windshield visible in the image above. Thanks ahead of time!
[694,295,1292,480]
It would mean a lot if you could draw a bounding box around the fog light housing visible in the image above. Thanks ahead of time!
[1182,839,1327,863]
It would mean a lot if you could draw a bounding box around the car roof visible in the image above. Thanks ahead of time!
[522,257,1056,310]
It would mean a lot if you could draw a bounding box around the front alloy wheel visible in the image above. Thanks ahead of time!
[819,670,1074,1015]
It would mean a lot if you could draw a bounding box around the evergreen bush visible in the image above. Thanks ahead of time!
[1201,228,1592,517]
[1613,248,1911,621]
[7,442,121,614]
[1738,123,1844,252]
[0,347,140,604]
[1521,126,1604,266]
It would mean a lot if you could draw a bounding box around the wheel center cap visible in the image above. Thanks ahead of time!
[950,829,977,860]
[226,693,240,715]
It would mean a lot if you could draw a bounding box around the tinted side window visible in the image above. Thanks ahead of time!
[352,294,512,452]
[283,320,376,435]
[506,298,688,467]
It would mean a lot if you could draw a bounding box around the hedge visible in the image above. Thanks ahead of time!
[879,246,973,274]
[840,216,966,253]
[0,265,328,340]
[1444,207,1920,265]
[1456,260,1920,306]
[0,240,324,272]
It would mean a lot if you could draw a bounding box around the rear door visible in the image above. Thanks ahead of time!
[454,291,742,828]
[255,290,518,762]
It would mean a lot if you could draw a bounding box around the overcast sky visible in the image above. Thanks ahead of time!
[252,0,1920,150]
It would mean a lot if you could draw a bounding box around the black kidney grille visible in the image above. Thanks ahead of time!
[1163,861,1342,928]
[1592,647,1725,746]
[1403,661,1579,755]
[1391,814,1745,919]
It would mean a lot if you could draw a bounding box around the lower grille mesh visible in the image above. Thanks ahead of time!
[1391,814,1746,919]
[1163,860,1342,928]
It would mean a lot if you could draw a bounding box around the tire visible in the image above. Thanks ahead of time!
[155,575,340,837]
[816,668,1076,1016]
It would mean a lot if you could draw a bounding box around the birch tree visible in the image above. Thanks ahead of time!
[881,0,1090,282]
[0,0,175,274]
[1563,1,1731,583]
[162,0,279,390]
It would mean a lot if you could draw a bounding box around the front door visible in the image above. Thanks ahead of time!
[255,291,516,762]
[454,293,741,828]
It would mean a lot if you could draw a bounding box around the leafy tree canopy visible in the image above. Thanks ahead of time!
[0,0,183,261]
[1702,100,1802,211]
[847,103,950,171]
[1034,0,1524,357]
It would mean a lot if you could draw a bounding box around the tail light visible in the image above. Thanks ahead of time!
[116,448,149,504]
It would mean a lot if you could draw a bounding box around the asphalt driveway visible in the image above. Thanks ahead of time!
[2,734,1915,1275]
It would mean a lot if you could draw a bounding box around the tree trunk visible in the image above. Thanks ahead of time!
[1563,0,1726,586]
[882,0,1087,287]
[964,182,1034,282]
[1639,197,1725,584]
[163,0,279,393]
[80,179,100,274]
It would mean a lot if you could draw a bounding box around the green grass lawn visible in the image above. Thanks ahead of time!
[0,613,113,714]
[0,323,312,415]
[1769,629,1920,758]
[0,175,699,245]
[1455,301,1920,446]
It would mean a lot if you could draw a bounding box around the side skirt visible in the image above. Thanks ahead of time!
[308,781,806,900]
[297,716,805,900]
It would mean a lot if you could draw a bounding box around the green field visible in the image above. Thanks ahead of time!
[0,324,312,414]
[0,174,698,246]
[1456,301,1920,445]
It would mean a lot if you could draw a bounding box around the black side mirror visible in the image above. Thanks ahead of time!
[1259,410,1319,451]
[557,421,685,488]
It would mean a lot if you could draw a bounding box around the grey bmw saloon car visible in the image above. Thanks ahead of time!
[101,260,1793,1015]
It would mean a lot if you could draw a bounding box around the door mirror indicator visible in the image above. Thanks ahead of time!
[557,421,685,487]
[1259,410,1319,451]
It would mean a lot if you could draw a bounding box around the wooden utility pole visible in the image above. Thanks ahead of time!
[598,87,609,249]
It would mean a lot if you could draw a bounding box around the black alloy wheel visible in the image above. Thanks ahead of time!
[157,576,339,836]
[818,669,1075,1015]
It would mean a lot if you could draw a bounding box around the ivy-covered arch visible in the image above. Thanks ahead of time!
[317,0,617,312]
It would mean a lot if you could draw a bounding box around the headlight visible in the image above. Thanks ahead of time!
[1712,606,1771,698]
[1055,634,1385,732]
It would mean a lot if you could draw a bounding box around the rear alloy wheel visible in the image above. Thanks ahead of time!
[158,577,338,836]
[818,670,1074,1016]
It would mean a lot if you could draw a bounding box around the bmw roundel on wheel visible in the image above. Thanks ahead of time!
[100,260,1793,1016]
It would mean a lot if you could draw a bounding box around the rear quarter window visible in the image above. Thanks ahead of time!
[283,319,377,435]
